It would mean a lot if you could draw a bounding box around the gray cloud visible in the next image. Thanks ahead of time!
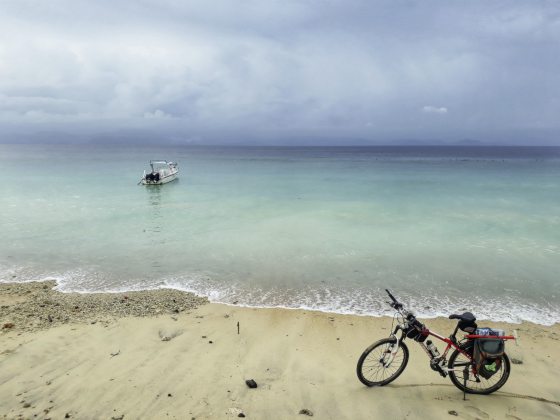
[422,106,448,115]
[0,0,559,145]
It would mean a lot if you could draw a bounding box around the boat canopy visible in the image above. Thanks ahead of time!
[150,160,174,170]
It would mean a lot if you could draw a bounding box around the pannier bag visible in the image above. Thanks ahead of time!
[473,338,505,379]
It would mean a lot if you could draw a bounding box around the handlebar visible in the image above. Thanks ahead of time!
[385,289,397,303]
[385,289,403,310]
[384,290,425,333]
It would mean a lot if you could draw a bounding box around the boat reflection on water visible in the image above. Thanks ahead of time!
[143,185,166,274]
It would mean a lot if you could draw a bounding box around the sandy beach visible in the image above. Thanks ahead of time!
[1,282,559,419]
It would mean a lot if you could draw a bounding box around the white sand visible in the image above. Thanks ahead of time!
[1,303,559,419]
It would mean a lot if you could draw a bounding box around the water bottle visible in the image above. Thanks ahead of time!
[426,340,440,358]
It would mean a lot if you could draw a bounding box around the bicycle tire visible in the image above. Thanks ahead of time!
[448,346,511,394]
[357,337,409,386]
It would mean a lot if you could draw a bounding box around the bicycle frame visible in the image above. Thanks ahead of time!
[388,323,465,370]
[424,329,464,361]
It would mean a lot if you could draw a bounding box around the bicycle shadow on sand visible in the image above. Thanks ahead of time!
[356,382,560,419]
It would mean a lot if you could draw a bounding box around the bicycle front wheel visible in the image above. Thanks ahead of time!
[357,337,409,386]
[448,348,510,394]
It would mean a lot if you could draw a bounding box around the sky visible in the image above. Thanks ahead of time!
[0,0,559,145]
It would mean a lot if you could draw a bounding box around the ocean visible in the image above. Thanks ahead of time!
[1,144,559,325]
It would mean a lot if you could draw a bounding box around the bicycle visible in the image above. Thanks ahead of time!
[356,289,516,396]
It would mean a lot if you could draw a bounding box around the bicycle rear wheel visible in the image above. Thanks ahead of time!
[357,337,409,386]
[448,347,510,394]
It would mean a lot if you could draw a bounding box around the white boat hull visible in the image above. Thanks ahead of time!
[141,172,178,185]
[140,161,179,185]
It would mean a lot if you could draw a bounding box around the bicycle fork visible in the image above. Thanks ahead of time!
[381,339,401,367]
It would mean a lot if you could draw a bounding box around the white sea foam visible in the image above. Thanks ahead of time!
[2,264,559,325]
[158,274,560,326]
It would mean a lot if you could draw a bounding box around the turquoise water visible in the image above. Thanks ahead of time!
[1,144,559,324]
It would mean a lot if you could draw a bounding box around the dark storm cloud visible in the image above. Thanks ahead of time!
[0,0,559,144]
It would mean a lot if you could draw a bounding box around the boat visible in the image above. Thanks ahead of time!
[139,160,179,185]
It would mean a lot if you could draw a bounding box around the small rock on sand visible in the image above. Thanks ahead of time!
[245,379,258,389]
[448,410,458,416]
[299,409,313,416]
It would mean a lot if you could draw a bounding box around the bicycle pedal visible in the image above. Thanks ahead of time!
[429,360,447,377]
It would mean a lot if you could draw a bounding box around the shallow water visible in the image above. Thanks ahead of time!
[1,144,559,324]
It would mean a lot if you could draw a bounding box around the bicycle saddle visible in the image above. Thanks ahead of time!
[448,312,476,322]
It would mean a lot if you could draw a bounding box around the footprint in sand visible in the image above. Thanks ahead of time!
[158,328,183,341]
[465,406,490,419]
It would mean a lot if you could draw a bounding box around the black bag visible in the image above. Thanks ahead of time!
[405,321,428,343]
[473,338,504,379]
[458,312,478,333]
[458,319,477,333]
